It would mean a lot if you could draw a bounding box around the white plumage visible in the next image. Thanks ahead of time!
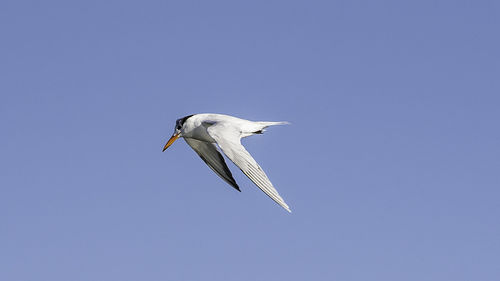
[163,113,291,212]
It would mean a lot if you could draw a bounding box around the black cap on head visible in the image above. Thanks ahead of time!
[175,114,194,130]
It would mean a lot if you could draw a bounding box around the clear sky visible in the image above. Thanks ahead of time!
[1,1,499,280]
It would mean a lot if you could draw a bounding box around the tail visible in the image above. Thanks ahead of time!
[257,121,290,127]
[253,121,289,134]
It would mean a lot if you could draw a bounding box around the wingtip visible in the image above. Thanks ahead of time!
[280,202,292,213]
[231,183,241,192]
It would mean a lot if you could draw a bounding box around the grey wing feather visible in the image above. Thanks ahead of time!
[184,138,240,191]
[207,125,291,212]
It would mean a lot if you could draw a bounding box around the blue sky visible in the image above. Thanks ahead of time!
[1,1,499,280]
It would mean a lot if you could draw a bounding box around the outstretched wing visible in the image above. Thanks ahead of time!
[206,124,291,212]
[184,138,240,191]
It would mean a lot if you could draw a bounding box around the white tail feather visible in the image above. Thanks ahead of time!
[257,121,290,127]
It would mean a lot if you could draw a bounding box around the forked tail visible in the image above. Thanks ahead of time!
[257,121,290,127]
[252,121,289,134]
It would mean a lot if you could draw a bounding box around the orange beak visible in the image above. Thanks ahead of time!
[163,133,180,151]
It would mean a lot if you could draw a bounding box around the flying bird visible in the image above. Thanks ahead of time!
[162,113,291,212]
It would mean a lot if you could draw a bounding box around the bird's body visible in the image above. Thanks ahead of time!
[163,113,291,212]
[181,113,284,141]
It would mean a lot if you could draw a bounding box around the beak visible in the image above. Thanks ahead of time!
[163,133,180,151]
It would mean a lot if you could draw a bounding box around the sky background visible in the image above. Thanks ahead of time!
[1,0,499,280]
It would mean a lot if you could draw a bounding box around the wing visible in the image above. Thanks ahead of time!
[207,124,291,212]
[184,138,240,191]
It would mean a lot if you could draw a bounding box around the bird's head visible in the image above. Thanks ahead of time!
[162,114,193,151]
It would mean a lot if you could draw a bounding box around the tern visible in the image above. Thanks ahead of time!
[162,113,291,212]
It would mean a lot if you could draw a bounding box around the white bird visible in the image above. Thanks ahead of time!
[162,113,291,212]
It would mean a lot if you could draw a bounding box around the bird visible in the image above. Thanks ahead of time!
[162,113,291,212]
